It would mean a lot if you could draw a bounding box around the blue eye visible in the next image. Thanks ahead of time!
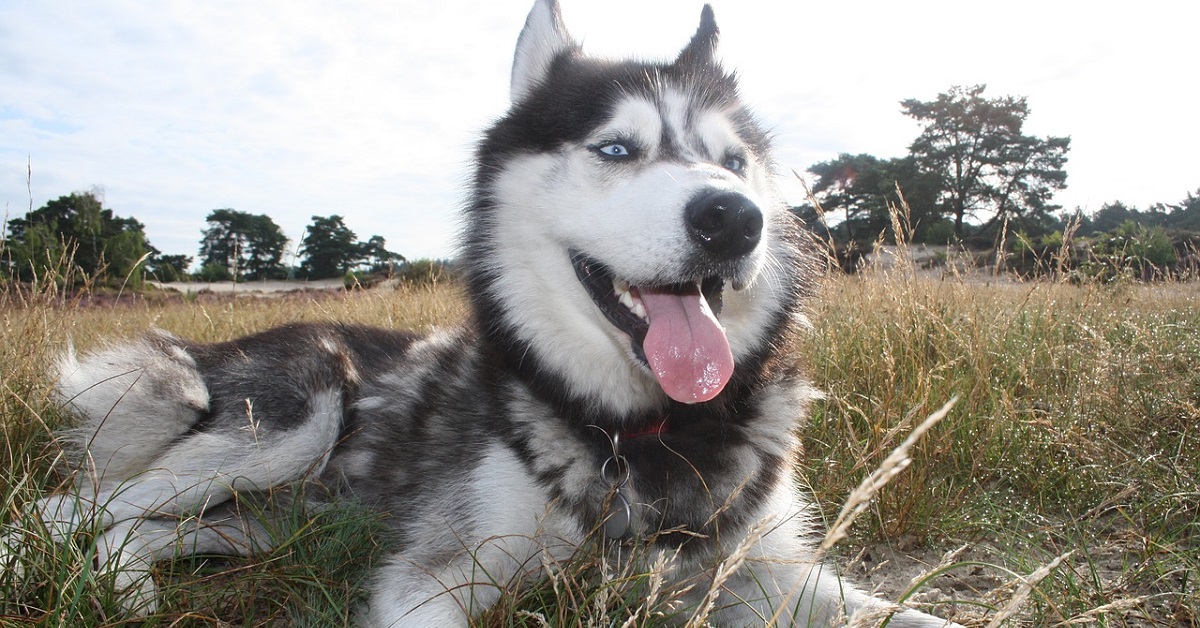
[594,142,637,161]
[724,155,746,173]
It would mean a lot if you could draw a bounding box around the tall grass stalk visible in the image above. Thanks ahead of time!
[818,396,958,554]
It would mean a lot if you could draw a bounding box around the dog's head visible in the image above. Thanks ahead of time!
[464,0,812,417]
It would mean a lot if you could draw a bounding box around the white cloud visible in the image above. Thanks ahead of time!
[2,0,1197,263]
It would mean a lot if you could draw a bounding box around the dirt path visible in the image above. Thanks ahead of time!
[152,278,347,295]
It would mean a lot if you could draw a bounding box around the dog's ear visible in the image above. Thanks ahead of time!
[511,0,576,103]
[674,5,719,70]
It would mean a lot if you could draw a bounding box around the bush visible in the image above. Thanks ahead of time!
[393,258,456,285]
[1080,221,1176,281]
[194,263,232,282]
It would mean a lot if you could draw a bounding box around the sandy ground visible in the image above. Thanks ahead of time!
[841,539,1006,622]
[152,278,347,294]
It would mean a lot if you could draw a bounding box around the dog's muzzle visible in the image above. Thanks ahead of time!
[566,192,766,405]
[571,251,733,405]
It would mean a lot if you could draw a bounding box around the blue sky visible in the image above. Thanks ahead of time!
[2,0,1197,263]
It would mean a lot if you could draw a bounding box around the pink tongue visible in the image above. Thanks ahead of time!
[638,285,734,404]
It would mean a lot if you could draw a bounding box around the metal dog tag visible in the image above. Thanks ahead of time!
[603,489,632,539]
[600,445,632,539]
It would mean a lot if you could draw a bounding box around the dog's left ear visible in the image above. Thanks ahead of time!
[674,5,719,70]
[511,0,576,103]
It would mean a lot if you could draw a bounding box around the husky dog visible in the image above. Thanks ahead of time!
[28,1,960,626]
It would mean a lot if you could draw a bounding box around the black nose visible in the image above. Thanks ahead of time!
[684,191,763,260]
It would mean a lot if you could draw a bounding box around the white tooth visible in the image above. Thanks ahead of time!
[619,290,635,309]
[612,278,630,294]
[632,302,647,319]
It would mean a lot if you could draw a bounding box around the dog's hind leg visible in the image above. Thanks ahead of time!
[55,330,213,486]
[40,330,215,538]
[45,387,344,616]
[32,328,355,617]
[58,385,346,530]
[52,329,351,534]
[94,502,274,615]
[33,376,345,616]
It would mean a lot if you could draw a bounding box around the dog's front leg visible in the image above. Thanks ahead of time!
[708,487,964,627]
[363,532,561,627]
[361,443,577,627]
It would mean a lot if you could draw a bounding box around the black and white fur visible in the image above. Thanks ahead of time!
[25,2,960,626]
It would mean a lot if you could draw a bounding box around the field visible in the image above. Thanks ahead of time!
[1,266,1197,626]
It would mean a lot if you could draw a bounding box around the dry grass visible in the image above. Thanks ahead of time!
[1,256,1197,625]
[797,263,1200,625]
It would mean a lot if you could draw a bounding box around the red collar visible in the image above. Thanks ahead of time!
[620,416,669,440]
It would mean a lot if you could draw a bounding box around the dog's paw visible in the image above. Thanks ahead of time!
[94,522,165,617]
[0,495,97,584]
[107,563,160,617]
[34,493,113,543]
[0,530,27,581]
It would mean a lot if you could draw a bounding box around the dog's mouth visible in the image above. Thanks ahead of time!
[571,251,732,404]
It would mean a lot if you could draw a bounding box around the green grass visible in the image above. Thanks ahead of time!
[1,262,1198,625]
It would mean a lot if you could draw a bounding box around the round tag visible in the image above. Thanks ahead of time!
[603,490,632,539]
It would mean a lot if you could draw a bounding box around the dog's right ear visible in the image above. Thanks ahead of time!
[674,5,720,71]
[511,0,576,103]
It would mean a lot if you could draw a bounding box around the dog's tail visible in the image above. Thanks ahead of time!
[54,329,210,485]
